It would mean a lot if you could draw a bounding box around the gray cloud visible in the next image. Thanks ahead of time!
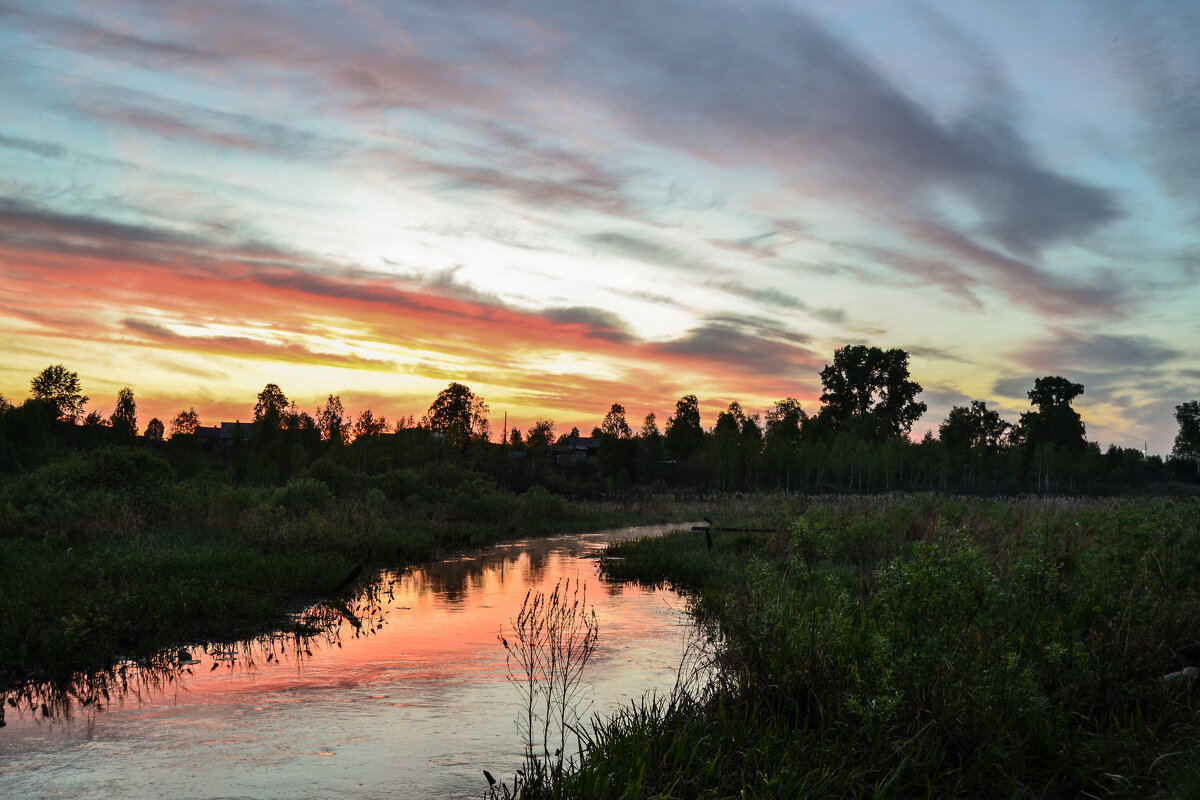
[711,281,805,311]
[0,132,65,159]
[1016,328,1183,373]
[0,196,312,273]
[610,289,686,308]
[396,264,505,307]
[518,1,1119,253]
[120,317,397,370]
[1101,2,1200,219]
[654,313,819,377]
[540,306,633,343]
[588,231,706,272]
[7,5,215,67]
[427,160,632,216]
[905,345,973,365]
[79,96,344,159]
[709,279,848,325]
[992,374,1036,402]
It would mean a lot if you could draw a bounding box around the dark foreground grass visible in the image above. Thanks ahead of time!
[536,496,1200,799]
[0,453,696,689]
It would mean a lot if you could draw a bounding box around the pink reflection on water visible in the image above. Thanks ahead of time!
[1,524,698,800]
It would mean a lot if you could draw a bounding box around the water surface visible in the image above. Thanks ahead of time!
[1,524,697,799]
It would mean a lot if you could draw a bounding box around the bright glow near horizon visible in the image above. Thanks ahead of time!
[1,1,1198,452]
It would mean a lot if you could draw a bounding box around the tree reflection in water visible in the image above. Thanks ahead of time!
[1,581,390,728]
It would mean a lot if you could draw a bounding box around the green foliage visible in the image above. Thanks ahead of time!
[818,345,927,439]
[526,419,555,450]
[424,381,489,450]
[110,386,138,440]
[352,408,388,439]
[169,407,200,437]
[1174,401,1200,461]
[0,447,175,539]
[0,399,60,471]
[253,382,289,424]
[273,477,333,514]
[582,497,1200,799]
[664,394,703,461]
[316,394,346,444]
[599,403,632,439]
[1020,375,1087,451]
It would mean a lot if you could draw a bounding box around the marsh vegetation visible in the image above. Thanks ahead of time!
[512,495,1200,798]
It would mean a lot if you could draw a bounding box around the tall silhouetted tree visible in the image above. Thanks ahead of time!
[352,409,388,439]
[254,383,289,426]
[30,364,88,422]
[423,382,489,451]
[600,404,632,439]
[1028,376,1085,410]
[596,403,636,484]
[111,387,138,439]
[1019,376,1086,450]
[764,397,806,489]
[526,419,555,450]
[710,402,743,490]
[938,400,1011,490]
[638,412,665,480]
[818,346,926,439]
[316,394,346,444]
[1173,401,1200,461]
[939,400,1010,454]
[664,394,704,460]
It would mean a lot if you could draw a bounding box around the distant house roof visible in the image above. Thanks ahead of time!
[195,422,251,445]
[551,436,600,462]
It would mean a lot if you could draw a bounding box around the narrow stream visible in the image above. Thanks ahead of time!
[1,523,698,799]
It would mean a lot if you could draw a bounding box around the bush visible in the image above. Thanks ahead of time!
[273,477,333,515]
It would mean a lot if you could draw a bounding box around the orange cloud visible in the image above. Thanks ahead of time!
[1,238,824,433]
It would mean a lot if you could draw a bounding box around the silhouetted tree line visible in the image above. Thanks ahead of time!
[2,348,1198,496]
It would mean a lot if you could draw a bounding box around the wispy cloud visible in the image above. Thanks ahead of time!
[0,132,65,159]
[709,280,848,325]
[1015,328,1183,373]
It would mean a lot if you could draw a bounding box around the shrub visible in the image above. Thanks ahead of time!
[273,477,333,515]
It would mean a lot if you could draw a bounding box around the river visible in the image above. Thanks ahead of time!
[1,523,699,799]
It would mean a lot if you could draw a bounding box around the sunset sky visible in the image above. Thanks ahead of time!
[2,0,1197,453]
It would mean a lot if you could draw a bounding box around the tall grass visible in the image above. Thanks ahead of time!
[559,495,1200,798]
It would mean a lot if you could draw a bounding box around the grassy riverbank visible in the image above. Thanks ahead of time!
[547,496,1200,798]
[0,447,691,688]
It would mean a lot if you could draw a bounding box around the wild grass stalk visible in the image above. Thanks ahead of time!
[492,579,599,799]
